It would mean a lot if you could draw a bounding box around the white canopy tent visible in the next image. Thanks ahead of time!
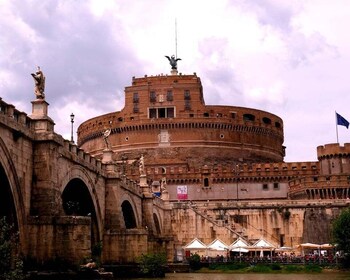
[230,237,250,253]
[249,238,276,258]
[183,238,207,250]
[207,238,229,258]
[207,238,229,251]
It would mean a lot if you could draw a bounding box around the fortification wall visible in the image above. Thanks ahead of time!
[171,200,348,258]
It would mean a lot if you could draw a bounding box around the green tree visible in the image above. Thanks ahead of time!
[138,252,167,277]
[331,207,350,266]
[0,217,24,280]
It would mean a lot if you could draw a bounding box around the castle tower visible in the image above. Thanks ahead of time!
[317,143,350,175]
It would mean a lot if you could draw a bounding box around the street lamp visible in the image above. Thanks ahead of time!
[70,113,75,143]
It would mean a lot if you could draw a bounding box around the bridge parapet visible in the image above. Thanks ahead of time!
[61,139,103,173]
[0,98,33,135]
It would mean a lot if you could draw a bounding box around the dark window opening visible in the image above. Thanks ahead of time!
[204,112,209,117]
[159,108,166,118]
[149,108,157,118]
[262,183,268,190]
[243,114,255,122]
[149,107,175,118]
[184,90,191,100]
[273,183,279,190]
[204,178,209,187]
[185,100,191,110]
[167,107,174,118]
[190,114,194,117]
[262,117,271,124]
[150,91,156,102]
[167,91,173,101]
[231,113,236,119]
[133,92,139,103]
[275,122,281,128]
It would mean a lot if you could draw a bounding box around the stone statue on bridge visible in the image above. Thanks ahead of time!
[31,66,46,99]
[139,154,145,176]
[103,128,111,150]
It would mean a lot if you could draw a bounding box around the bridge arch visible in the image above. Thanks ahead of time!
[60,166,103,244]
[0,137,25,247]
[120,193,139,229]
[153,211,162,234]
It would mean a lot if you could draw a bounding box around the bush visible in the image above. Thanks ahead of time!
[0,217,24,280]
[284,265,303,273]
[188,253,201,271]
[271,263,282,270]
[138,253,167,277]
[248,264,272,273]
[304,264,322,273]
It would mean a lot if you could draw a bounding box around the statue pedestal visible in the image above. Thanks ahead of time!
[31,99,49,116]
[171,69,178,75]
[102,149,113,164]
[30,99,54,133]
[140,175,151,196]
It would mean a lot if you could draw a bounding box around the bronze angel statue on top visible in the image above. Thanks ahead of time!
[165,55,181,70]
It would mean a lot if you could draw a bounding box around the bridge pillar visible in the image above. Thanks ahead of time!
[30,99,55,132]
[140,175,151,196]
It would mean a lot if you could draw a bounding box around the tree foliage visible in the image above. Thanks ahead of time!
[0,217,24,280]
[138,252,166,277]
[331,207,350,265]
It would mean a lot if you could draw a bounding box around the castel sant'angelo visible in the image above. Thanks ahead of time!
[1,58,350,266]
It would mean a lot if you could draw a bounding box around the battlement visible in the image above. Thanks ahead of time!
[317,143,350,159]
[129,73,200,87]
[0,98,33,132]
[140,161,319,183]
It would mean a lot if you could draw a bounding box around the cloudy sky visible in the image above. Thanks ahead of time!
[1,0,350,162]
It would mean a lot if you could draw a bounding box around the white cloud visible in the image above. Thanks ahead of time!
[1,0,350,162]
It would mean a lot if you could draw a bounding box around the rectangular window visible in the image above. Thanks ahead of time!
[273,183,279,190]
[133,92,139,103]
[262,184,268,190]
[185,100,191,110]
[149,107,175,118]
[184,90,191,100]
[150,91,156,102]
[167,107,174,118]
[167,90,173,101]
[158,108,166,118]
[149,108,157,118]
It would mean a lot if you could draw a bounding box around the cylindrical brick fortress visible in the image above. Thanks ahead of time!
[77,73,285,166]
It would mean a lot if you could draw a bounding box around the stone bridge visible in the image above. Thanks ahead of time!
[0,97,173,265]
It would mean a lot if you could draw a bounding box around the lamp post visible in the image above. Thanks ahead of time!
[70,113,75,143]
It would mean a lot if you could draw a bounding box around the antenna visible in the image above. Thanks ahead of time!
[175,18,178,59]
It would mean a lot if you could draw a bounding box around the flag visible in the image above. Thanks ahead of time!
[336,112,349,128]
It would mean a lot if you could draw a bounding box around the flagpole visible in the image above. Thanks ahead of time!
[335,111,339,143]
